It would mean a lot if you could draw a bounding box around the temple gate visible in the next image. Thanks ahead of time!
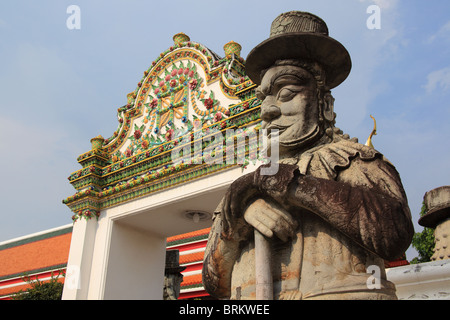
[62,33,263,299]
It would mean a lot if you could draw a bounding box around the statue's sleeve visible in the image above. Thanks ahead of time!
[202,200,241,299]
[202,172,258,298]
[280,156,414,261]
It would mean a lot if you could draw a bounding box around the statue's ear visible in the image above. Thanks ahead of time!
[322,91,335,122]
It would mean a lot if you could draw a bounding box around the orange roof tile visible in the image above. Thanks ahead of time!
[167,228,210,243]
[0,233,71,278]
[179,251,204,265]
[181,273,202,287]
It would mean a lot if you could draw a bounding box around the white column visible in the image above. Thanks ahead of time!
[62,218,97,300]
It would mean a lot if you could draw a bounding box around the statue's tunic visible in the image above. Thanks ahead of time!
[203,138,413,300]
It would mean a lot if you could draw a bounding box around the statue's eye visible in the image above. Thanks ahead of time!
[277,87,297,102]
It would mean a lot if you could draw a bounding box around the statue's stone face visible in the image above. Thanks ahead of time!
[257,65,321,155]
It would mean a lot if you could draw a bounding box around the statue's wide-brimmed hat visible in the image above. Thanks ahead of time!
[419,186,450,228]
[246,11,352,89]
[165,250,186,274]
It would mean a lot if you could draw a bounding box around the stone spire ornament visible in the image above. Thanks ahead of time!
[419,186,450,261]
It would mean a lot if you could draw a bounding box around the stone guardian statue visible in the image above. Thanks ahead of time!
[163,250,185,300]
[202,11,414,300]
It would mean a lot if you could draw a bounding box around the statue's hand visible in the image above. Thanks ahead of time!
[220,163,299,239]
[244,198,298,242]
[220,173,260,236]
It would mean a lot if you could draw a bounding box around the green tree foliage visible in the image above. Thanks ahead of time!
[12,270,64,300]
[410,202,435,264]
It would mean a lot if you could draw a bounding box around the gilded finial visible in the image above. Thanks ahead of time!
[173,32,190,45]
[365,115,377,148]
[90,135,105,150]
[223,40,242,58]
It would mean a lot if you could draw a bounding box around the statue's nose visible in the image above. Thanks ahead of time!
[261,103,281,122]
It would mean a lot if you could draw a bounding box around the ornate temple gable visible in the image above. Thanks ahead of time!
[63,33,261,221]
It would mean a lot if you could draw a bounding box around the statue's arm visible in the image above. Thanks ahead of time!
[264,159,414,260]
[202,206,248,299]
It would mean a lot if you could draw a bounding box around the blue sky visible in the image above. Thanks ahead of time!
[1,0,449,260]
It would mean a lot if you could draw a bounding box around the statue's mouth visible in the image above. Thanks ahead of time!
[278,124,321,148]
[266,124,287,138]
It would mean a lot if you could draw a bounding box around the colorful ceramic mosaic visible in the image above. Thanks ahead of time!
[64,33,261,221]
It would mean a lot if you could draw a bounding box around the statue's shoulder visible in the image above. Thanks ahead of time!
[328,138,396,169]
[298,137,393,178]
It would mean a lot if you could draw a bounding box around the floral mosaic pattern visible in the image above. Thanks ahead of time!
[111,58,233,162]
[65,36,262,221]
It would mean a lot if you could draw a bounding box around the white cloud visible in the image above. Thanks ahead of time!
[427,20,450,43]
[424,67,450,93]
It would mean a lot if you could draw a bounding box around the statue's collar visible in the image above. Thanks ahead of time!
[279,138,380,177]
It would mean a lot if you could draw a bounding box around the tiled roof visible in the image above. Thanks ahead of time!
[179,251,205,265]
[0,226,72,299]
[167,229,209,296]
[167,228,211,244]
[181,273,203,287]
[0,229,72,280]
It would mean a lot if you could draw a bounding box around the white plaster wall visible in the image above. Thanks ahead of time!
[102,222,166,300]
[387,259,450,300]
